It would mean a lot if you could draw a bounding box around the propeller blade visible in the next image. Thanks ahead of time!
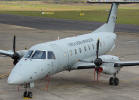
[94,69,96,80]
[94,69,99,81]
[96,71,100,81]
[97,72,99,81]
[94,67,103,81]
[13,35,16,53]
[12,35,20,65]
[96,39,100,59]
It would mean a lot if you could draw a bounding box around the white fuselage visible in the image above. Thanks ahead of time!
[8,32,116,84]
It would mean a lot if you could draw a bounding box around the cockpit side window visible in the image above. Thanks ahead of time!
[48,51,55,59]
[24,50,33,58]
[32,50,46,59]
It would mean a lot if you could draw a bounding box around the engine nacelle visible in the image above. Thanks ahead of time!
[99,55,120,75]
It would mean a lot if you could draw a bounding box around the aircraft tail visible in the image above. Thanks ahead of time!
[94,3,119,33]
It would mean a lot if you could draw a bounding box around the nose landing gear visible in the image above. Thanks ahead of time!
[23,83,33,99]
[24,91,32,99]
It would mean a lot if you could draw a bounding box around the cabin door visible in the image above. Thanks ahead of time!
[50,44,68,71]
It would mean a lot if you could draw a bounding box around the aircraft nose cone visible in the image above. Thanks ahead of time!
[8,73,23,84]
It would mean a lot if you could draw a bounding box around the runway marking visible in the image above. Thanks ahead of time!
[24,97,32,99]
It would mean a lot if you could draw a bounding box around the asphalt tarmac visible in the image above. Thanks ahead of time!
[0,14,139,100]
[0,14,139,33]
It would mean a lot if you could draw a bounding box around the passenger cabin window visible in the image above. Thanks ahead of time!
[32,50,46,59]
[24,50,33,58]
[84,46,87,51]
[48,51,55,59]
[79,48,82,53]
[75,49,77,55]
[88,45,90,50]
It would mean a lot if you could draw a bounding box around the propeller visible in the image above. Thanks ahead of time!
[11,35,20,65]
[79,39,115,81]
[94,39,103,81]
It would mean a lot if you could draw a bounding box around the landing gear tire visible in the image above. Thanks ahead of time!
[23,91,27,97]
[109,77,119,86]
[23,91,32,98]
[23,83,33,98]
[28,91,32,98]
[114,77,119,86]
[109,77,114,85]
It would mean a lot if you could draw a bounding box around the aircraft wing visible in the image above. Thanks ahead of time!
[0,50,14,57]
[0,50,27,58]
[114,61,139,67]
[72,61,96,70]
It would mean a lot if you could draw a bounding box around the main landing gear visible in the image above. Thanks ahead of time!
[109,74,119,86]
[23,83,32,99]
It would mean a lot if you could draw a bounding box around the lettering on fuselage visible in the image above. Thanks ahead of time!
[68,38,94,46]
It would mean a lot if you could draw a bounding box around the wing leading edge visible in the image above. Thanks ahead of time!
[114,61,139,67]
[0,50,27,58]
[0,50,14,57]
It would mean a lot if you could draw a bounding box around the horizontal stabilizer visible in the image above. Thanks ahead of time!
[114,61,139,67]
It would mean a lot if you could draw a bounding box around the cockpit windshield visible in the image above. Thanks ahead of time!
[24,50,55,59]
[32,50,46,59]
[24,50,33,58]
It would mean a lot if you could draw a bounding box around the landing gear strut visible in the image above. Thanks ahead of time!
[23,83,32,98]
[109,74,119,86]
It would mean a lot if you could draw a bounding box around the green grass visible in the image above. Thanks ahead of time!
[0,9,139,25]
[0,1,139,25]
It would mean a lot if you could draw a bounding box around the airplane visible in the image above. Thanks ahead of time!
[0,2,139,99]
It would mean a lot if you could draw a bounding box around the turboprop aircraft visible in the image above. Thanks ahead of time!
[0,2,139,98]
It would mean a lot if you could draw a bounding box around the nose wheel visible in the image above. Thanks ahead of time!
[24,91,32,98]
[23,83,32,99]
[109,74,119,86]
